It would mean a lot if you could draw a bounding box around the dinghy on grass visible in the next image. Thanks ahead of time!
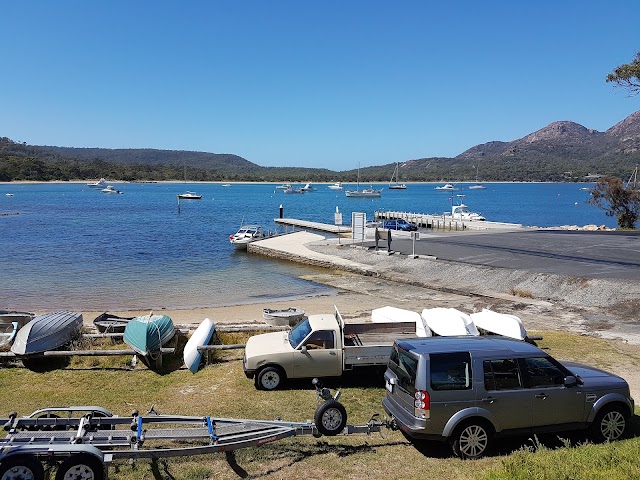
[470,309,531,342]
[123,313,176,357]
[183,318,216,374]
[93,312,134,333]
[11,311,83,355]
[421,308,479,337]
[0,322,19,348]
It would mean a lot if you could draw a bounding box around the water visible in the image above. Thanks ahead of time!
[0,182,609,311]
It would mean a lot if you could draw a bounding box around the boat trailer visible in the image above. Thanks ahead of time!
[0,380,389,480]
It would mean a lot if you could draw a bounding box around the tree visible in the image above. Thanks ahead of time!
[588,177,640,228]
[606,51,640,96]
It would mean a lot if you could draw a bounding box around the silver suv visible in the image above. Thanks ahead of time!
[382,336,634,459]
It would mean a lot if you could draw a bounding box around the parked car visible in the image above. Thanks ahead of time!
[383,219,417,231]
[382,336,634,459]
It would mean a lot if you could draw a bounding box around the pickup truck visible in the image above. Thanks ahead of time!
[243,307,417,390]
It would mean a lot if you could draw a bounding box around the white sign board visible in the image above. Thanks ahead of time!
[334,212,343,225]
[352,212,366,243]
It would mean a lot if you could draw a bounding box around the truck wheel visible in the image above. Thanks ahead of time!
[55,453,104,480]
[451,420,493,459]
[314,399,347,436]
[256,366,285,390]
[589,405,628,442]
[0,454,44,480]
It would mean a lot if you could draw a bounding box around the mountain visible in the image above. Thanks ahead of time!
[1,111,639,182]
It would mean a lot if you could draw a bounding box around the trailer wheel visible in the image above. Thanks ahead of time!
[55,453,104,480]
[0,454,44,480]
[256,366,285,390]
[314,399,347,436]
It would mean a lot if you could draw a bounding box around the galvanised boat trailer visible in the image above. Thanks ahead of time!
[0,381,388,480]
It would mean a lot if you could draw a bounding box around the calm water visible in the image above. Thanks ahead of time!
[0,181,609,311]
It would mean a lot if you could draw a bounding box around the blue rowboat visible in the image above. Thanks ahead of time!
[123,314,175,356]
[11,311,83,355]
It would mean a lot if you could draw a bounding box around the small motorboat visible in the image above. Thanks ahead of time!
[93,312,134,333]
[0,322,19,348]
[283,187,305,194]
[448,196,485,221]
[102,185,123,194]
[421,308,479,337]
[275,183,291,190]
[183,318,216,374]
[435,183,458,191]
[11,311,83,355]
[300,182,316,191]
[229,225,268,250]
[327,182,343,191]
[470,309,527,341]
[262,307,305,327]
[177,191,202,199]
[123,313,176,356]
[87,178,108,189]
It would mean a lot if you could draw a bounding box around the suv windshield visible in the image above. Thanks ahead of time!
[289,319,312,348]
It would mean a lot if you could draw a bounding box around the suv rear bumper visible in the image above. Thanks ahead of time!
[382,396,445,441]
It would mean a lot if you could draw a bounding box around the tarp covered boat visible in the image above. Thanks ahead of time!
[123,314,176,356]
[11,311,83,355]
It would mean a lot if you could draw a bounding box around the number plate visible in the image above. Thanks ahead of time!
[385,381,394,393]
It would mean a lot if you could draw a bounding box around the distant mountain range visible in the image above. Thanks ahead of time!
[1,110,639,182]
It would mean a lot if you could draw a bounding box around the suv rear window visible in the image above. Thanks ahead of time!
[430,352,472,391]
[389,346,418,392]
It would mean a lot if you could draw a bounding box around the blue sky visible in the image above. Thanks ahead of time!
[1,1,638,170]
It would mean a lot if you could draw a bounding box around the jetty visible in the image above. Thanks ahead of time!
[275,217,350,234]
[374,211,523,231]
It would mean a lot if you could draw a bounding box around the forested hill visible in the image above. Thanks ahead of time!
[1,110,639,182]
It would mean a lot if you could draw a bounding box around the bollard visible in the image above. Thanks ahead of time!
[279,204,283,219]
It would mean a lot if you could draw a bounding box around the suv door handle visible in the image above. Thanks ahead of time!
[329,351,337,355]
[535,393,547,400]
[482,397,495,404]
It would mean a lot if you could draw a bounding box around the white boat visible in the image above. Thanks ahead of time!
[468,165,487,189]
[435,183,458,191]
[448,195,485,221]
[276,183,291,189]
[300,183,316,191]
[421,308,479,336]
[177,191,202,199]
[388,163,407,190]
[101,185,123,194]
[183,318,216,374]
[283,187,305,194]
[221,183,232,187]
[87,178,108,189]
[371,306,431,337]
[5,193,13,197]
[327,182,343,191]
[470,309,527,341]
[262,307,306,327]
[345,164,382,198]
[229,225,268,249]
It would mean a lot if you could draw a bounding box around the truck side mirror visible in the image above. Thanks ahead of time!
[564,375,577,387]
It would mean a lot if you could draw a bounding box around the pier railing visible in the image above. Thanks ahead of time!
[374,211,466,231]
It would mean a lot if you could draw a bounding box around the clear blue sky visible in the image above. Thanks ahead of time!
[1,1,638,170]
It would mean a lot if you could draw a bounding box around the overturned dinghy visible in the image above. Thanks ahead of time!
[123,313,175,357]
[421,308,479,337]
[470,309,529,342]
[371,306,432,337]
[11,311,83,355]
[183,318,216,374]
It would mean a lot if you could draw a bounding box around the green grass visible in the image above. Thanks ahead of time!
[0,330,638,479]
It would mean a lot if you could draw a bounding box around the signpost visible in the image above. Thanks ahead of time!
[334,207,343,244]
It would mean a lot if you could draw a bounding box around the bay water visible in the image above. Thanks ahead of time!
[0,181,609,311]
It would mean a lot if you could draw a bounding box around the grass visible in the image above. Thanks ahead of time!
[0,330,638,479]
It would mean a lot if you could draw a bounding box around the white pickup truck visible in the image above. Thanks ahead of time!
[243,307,417,390]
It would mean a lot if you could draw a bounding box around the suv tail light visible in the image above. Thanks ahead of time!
[414,390,430,419]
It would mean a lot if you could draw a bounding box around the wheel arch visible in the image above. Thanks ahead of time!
[587,395,633,423]
[442,408,500,438]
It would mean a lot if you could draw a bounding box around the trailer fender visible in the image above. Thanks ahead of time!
[0,444,105,462]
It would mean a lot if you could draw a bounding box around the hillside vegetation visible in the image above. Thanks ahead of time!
[1,111,639,182]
